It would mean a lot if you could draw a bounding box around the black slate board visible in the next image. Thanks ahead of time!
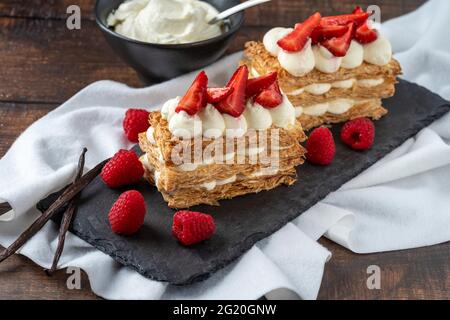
[37,79,450,285]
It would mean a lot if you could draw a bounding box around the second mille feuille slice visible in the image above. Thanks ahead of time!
[241,8,402,131]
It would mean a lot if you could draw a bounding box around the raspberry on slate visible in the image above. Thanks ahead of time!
[340,117,375,151]
[306,127,336,166]
[109,190,147,235]
[123,108,150,143]
[101,149,144,188]
[172,211,216,246]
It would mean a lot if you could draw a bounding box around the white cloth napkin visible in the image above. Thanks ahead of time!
[0,0,449,300]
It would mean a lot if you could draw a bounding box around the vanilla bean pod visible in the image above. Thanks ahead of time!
[0,157,109,264]
[0,203,12,217]
[47,148,87,275]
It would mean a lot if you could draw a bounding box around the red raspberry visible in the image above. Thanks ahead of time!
[123,109,150,143]
[101,149,144,188]
[172,211,215,246]
[109,190,146,235]
[341,117,375,150]
[306,127,336,166]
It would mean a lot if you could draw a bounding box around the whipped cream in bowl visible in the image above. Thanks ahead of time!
[95,0,245,81]
[107,0,222,45]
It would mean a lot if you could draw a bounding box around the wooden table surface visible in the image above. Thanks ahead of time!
[1,0,449,300]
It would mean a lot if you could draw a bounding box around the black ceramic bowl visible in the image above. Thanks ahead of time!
[95,0,244,83]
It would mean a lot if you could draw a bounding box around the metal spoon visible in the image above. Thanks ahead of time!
[208,0,271,25]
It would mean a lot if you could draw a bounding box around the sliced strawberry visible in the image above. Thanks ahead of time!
[351,6,378,44]
[311,24,349,45]
[321,22,355,57]
[255,81,283,109]
[321,12,369,27]
[277,12,321,52]
[176,71,208,115]
[355,23,378,44]
[321,25,350,39]
[245,72,277,98]
[215,66,248,117]
[352,6,364,14]
[310,27,321,45]
[206,87,234,103]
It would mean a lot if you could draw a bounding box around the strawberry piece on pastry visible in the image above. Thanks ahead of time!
[321,12,369,27]
[215,65,248,117]
[355,23,378,44]
[321,22,355,57]
[352,6,365,14]
[352,6,378,44]
[245,72,277,98]
[255,81,283,109]
[277,12,322,52]
[175,71,208,116]
[310,24,349,45]
[206,87,234,103]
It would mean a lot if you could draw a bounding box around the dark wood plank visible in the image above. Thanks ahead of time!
[318,239,450,300]
[0,248,100,300]
[244,0,427,27]
[0,102,55,156]
[0,17,264,104]
[0,0,427,25]
[0,0,94,20]
[0,18,141,104]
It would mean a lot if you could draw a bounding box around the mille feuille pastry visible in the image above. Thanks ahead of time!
[139,66,307,208]
[242,7,402,130]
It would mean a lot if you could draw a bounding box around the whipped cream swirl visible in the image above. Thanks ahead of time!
[263,27,393,76]
[166,95,296,139]
[301,99,356,116]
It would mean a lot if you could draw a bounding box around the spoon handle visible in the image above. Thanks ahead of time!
[209,0,271,24]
